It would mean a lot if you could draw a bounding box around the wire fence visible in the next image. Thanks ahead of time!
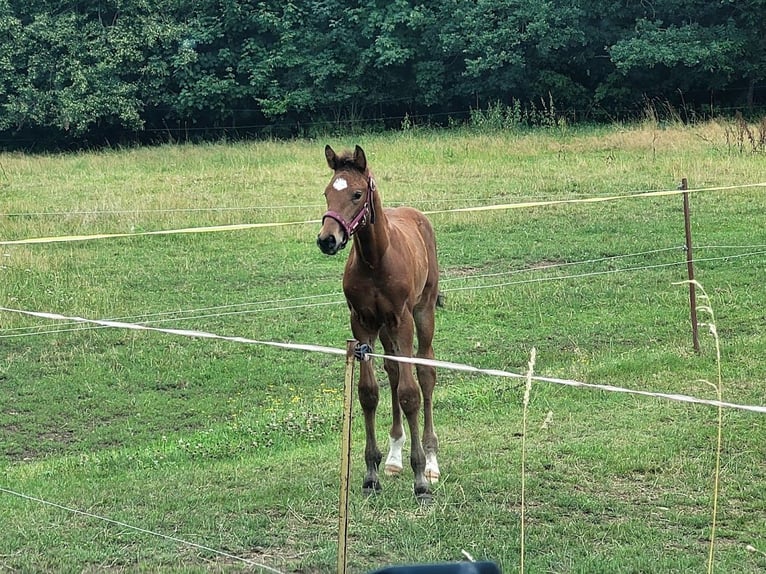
[2,243,764,339]
[3,306,765,413]
[5,181,759,217]
[3,181,766,246]
[0,486,284,573]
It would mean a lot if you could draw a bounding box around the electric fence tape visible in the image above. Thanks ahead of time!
[2,306,765,415]
[3,182,765,246]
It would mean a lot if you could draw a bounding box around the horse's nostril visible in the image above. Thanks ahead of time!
[317,234,337,254]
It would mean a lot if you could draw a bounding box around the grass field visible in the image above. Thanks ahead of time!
[1,120,765,573]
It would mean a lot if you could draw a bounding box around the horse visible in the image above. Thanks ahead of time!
[316,145,441,501]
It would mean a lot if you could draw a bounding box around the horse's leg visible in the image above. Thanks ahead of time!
[359,356,383,494]
[380,327,405,477]
[414,301,440,483]
[351,317,382,494]
[384,311,430,500]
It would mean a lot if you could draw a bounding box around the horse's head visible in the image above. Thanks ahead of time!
[316,144,376,255]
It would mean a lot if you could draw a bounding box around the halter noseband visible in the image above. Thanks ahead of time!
[322,174,377,250]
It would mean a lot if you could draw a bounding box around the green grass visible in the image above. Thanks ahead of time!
[1,121,766,572]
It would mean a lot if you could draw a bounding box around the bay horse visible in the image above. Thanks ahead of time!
[316,145,440,501]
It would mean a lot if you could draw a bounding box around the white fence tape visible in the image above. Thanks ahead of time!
[0,306,345,357]
[0,220,315,246]
[3,181,765,246]
[424,181,766,215]
[2,306,764,415]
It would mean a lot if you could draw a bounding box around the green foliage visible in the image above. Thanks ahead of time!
[610,20,742,73]
[0,0,764,146]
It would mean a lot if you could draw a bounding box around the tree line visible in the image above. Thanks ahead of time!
[1,0,764,148]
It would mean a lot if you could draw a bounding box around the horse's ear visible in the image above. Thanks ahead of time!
[325,145,337,170]
[353,145,367,172]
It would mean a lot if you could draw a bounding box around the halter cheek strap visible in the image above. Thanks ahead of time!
[321,174,377,249]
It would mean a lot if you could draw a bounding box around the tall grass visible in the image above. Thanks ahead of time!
[688,282,725,574]
[519,347,536,574]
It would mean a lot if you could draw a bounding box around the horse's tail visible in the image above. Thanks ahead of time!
[436,292,446,308]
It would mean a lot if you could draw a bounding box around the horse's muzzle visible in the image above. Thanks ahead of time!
[317,233,343,255]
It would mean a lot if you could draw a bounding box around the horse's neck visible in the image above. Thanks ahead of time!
[353,201,389,269]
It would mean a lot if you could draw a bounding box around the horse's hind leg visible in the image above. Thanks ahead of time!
[383,313,431,500]
[414,302,440,483]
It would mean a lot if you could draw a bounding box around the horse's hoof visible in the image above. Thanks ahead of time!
[384,464,403,477]
[415,488,433,505]
[362,480,382,496]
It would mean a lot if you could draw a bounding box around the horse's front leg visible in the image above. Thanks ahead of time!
[351,319,382,494]
[358,356,382,494]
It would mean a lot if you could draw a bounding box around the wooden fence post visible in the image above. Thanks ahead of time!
[681,178,701,353]
[337,339,357,574]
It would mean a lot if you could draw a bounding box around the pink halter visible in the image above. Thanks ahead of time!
[321,173,377,249]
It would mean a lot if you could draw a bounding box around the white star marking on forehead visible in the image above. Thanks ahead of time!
[333,177,348,191]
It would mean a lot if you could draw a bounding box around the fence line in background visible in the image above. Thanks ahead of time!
[2,244,763,340]
[0,300,345,339]
[2,306,765,415]
[0,220,314,246]
[1,180,746,213]
[3,181,765,246]
[425,181,766,215]
[443,249,766,292]
[439,246,685,283]
[0,293,340,335]
[4,205,326,217]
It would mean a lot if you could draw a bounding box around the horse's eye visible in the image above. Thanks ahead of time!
[352,191,363,200]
